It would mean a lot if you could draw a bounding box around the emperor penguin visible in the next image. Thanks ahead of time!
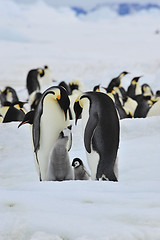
[74,91,120,181]
[19,86,70,181]
[46,126,73,181]
[1,86,19,104]
[127,76,142,99]
[141,83,154,97]
[26,68,44,95]
[107,71,129,99]
[134,95,153,118]
[38,65,54,90]
[72,158,91,180]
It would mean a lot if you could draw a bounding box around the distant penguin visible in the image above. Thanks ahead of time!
[134,95,152,118]
[46,126,73,181]
[74,91,119,181]
[1,86,19,104]
[39,65,54,90]
[26,68,44,95]
[107,71,129,99]
[19,86,70,181]
[156,90,160,98]
[72,158,90,180]
[141,83,154,97]
[127,76,142,99]
[123,96,137,117]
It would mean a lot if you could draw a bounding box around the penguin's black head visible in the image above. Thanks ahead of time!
[132,76,142,83]
[59,81,71,95]
[57,87,70,120]
[38,68,45,77]
[72,158,83,168]
[120,71,129,76]
[18,110,35,128]
[74,100,82,125]
[156,90,160,97]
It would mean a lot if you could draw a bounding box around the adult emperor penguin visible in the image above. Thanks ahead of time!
[107,71,129,99]
[26,68,44,95]
[127,76,142,99]
[72,158,91,180]
[74,91,120,181]
[19,86,70,181]
[46,126,73,181]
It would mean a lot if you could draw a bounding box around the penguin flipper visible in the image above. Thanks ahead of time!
[84,112,98,153]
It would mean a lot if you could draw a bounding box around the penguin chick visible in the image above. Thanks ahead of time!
[46,127,73,181]
[72,158,91,180]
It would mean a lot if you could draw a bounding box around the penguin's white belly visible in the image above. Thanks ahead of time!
[36,98,69,180]
[86,148,99,180]
[135,83,142,95]
[81,99,99,180]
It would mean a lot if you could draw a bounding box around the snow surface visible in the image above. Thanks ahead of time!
[0,1,160,240]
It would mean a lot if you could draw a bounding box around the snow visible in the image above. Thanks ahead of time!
[0,1,160,239]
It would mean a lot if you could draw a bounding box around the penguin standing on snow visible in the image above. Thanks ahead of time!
[74,91,120,181]
[46,126,73,181]
[72,158,90,180]
[19,86,70,181]
[26,68,44,95]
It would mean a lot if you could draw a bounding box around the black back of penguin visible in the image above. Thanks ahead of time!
[26,68,44,95]
[80,91,120,181]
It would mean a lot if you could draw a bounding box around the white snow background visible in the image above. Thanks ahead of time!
[0,1,160,239]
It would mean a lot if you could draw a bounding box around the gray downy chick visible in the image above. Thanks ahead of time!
[47,125,73,181]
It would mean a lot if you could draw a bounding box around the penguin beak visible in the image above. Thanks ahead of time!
[18,120,30,128]
[56,94,61,100]
[18,110,35,128]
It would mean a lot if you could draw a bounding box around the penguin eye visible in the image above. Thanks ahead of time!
[75,161,80,167]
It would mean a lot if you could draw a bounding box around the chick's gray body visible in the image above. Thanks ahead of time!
[47,134,73,181]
